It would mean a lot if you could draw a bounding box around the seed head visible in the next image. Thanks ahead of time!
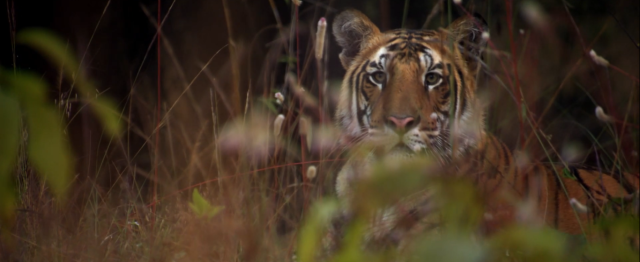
[589,49,609,67]
[306,165,317,180]
[481,31,490,41]
[595,106,614,123]
[569,198,588,213]
[522,1,549,30]
[274,92,284,105]
[274,114,285,136]
[315,17,327,60]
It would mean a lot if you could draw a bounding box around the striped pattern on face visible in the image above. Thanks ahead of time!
[339,29,477,159]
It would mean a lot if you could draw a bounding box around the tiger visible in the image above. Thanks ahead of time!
[326,9,640,251]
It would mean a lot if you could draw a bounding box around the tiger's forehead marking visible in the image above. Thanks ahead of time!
[384,29,439,61]
[363,30,445,76]
[419,49,443,70]
[366,47,390,73]
[362,29,444,66]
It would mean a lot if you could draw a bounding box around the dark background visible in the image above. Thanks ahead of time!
[1,0,638,210]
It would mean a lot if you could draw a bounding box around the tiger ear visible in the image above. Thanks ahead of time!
[446,14,489,73]
[333,9,381,69]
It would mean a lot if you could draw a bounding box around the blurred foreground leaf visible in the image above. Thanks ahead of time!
[17,28,121,136]
[586,216,640,262]
[330,219,382,262]
[0,69,74,201]
[490,226,569,262]
[2,71,47,103]
[298,198,339,262]
[24,103,73,200]
[0,93,20,230]
[410,233,486,262]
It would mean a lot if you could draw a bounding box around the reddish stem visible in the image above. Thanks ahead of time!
[152,0,161,231]
[293,5,309,211]
[505,0,525,149]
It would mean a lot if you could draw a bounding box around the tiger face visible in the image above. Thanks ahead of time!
[333,10,489,161]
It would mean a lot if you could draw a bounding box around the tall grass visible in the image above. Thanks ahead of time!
[1,0,638,261]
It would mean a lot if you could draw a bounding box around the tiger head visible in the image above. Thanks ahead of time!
[333,10,489,161]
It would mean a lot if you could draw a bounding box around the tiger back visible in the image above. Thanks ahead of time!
[464,134,639,235]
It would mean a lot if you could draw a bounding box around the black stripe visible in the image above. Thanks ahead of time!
[523,164,536,199]
[354,61,369,102]
[447,64,458,117]
[571,167,605,197]
[442,85,450,100]
[613,169,637,193]
[424,52,433,67]
[355,61,370,128]
[535,165,545,208]
[430,63,443,71]
[348,69,356,97]
[500,141,511,167]
[553,172,561,228]
[347,68,356,127]
[356,78,364,128]
[490,137,504,179]
[378,54,389,70]
[387,43,401,51]
[414,43,428,52]
[386,36,402,44]
[570,167,605,221]
[439,109,450,118]
[361,84,370,101]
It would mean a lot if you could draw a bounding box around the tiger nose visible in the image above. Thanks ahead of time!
[386,115,419,133]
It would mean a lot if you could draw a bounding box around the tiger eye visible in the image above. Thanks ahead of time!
[425,73,442,86]
[371,72,386,84]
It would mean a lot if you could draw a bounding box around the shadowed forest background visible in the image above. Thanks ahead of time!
[0,0,638,261]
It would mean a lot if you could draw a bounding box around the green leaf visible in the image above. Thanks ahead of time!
[490,226,569,262]
[189,189,223,219]
[24,103,73,200]
[91,96,122,137]
[0,92,20,226]
[16,29,79,72]
[297,198,339,262]
[17,28,121,137]
[411,233,486,262]
[1,71,48,104]
[0,92,21,181]
[330,219,374,262]
[278,55,297,66]
[561,168,577,180]
[587,215,640,262]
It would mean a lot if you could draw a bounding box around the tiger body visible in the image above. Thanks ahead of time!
[329,9,639,248]
[453,134,638,235]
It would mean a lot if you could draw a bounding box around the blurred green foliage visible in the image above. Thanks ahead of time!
[297,198,339,262]
[0,28,121,238]
[297,156,639,262]
[17,29,121,136]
